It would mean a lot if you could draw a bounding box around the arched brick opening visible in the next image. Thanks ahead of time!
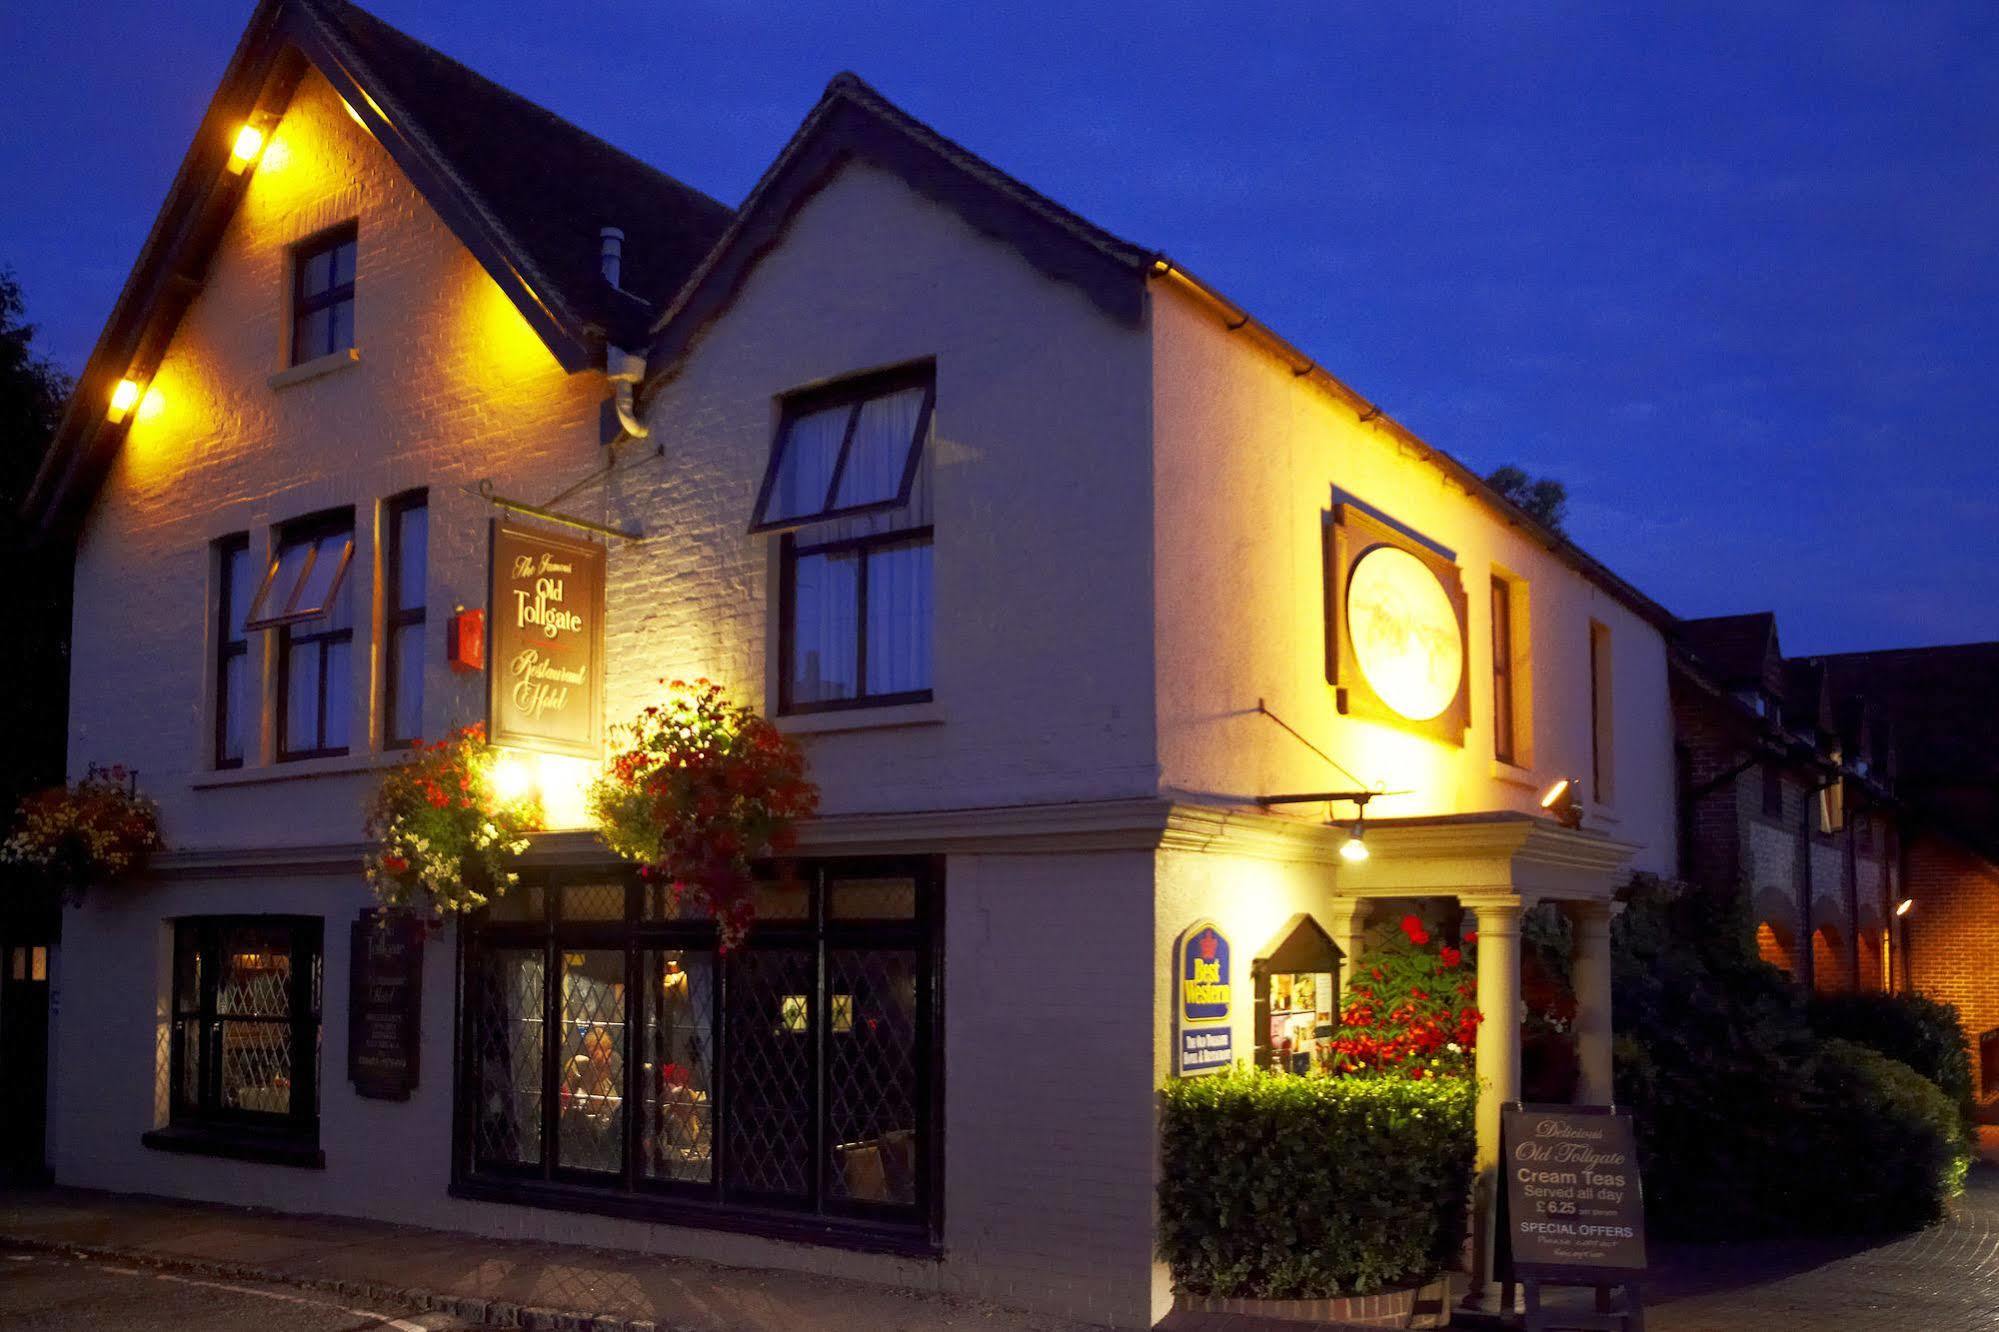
[1756,921,1796,977]
[1856,928,1885,992]
[1811,925,1849,993]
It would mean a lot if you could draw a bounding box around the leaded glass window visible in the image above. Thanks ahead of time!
[459,862,938,1238]
[169,916,322,1142]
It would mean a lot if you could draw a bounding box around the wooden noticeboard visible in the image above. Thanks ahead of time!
[488,520,605,758]
[1501,1103,1647,1279]
[348,911,424,1101]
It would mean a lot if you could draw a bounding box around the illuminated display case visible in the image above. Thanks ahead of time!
[1252,914,1344,1074]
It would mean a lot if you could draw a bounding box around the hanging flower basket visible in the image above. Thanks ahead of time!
[4,764,163,903]
[364,724,540,919]
[589,679,818,949]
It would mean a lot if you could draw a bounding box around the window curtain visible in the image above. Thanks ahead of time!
[832,387,925,510]
[865,541,932,696]
[766,405,849,523]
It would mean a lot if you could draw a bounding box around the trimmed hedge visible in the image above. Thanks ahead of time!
[1158,1069,1475,1299]
[1809,991,1976,1133]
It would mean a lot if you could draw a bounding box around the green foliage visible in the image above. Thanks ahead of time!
[1810,990,1976,1134]
[1484,464,1569,532]
[1157,1068,1475,1299]
[1798,1039,1969,1232]
[1613,874,1969,1239]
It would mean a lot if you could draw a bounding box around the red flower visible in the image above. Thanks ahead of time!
[1439,946,1462,968]
[382,854,408,874]
[1400,914,1431,946]
[1463,930,1478,945]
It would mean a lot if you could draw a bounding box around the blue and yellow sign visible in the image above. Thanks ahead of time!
[1175,920,1233,1076]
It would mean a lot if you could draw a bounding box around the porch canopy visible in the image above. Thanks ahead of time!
[1329,810,1640,1292]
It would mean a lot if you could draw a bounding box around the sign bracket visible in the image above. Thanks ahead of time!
[478,479,643,541]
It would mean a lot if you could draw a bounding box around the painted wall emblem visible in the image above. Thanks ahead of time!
[1346,544,1465,722]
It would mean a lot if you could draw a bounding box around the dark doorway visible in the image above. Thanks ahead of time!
[0,902,57,1184]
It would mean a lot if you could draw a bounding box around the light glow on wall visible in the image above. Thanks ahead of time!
[494,747,598,831]
[1345,545,1463,722]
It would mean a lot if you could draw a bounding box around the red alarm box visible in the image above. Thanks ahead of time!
[449,607,486,672]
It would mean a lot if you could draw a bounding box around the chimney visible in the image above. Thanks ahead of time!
[599,226,625,288]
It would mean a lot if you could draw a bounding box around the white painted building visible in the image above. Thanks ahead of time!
[24,3,1678,1327]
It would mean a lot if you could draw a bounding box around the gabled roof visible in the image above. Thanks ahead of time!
[1678,612,1780,690]
[24,0,730,535]
[641,73,1680,634]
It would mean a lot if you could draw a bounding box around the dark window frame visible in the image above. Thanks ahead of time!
[275,508,356,762]
[382,489,427,749]
[777,526,935,716]
[749,363,935,535]
[214,533,251,770]
[1589,619,1614,804]
[1491,575,1516,766]
[290,221,358,366]
[454,858,944,1254]
[162,915,323,1147]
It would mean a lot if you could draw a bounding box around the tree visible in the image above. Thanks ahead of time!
[1484,464,1568,533]
[0,268,75,817]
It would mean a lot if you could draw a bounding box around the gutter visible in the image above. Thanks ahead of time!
[1146,257,1678,634]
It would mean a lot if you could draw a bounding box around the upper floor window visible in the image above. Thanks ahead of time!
[1490,574,1522,766]
[291,223,357,365]
[383,491,427,748]
[248,510,355,760]
[1589,619,1615,805]
[166,915,323,1150]
[214,534,252,768]
[760,366,935,714]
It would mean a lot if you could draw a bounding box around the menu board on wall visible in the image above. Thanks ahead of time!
[1502,1104,1647,1277]
[488,520,605,758]
[348,911,423,1101]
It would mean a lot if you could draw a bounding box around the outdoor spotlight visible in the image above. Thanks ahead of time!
[227,123,265,172]
[1896,897,1914,917]
[107,377,142,423]
[1539,777,1584,829]
[1340,823,1370,862]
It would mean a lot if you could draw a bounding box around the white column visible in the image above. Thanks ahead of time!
[1464,895,1525,1303]
[1571,900,1616,1106]
[1326,897,1369,1000]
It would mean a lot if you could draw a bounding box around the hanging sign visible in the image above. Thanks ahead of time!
[1174,919,1234,1076]
[1501,1103,1647,1278]
[489,520,605,758]
[348,910,424,1101]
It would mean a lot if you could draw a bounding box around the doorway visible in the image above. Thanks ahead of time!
[0,915,56,1183]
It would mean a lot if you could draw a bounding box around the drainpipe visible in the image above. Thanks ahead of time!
[606,346,648,441]
[599,227,624,289]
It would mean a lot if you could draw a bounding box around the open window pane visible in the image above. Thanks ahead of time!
[789,549,859,705]
[864,540,932,697]
[763,404,849,524]
[641,950,715,1184]
[247,543,306,627]
[832,386,926,510]
[292,533,352,619]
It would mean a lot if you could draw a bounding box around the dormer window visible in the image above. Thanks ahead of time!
[751,364,933,532]
[291,223,357,365]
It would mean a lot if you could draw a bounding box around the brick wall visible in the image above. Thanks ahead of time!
[1905,835,1999,1097]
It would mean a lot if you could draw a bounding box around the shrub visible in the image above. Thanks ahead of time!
[1330,914,1480,1080]
[1158,1068,1474,1299]
[1809,991,1976,1134]
[1798,1040,1970,1232]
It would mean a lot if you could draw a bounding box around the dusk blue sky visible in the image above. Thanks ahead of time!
[4,2,1994,654]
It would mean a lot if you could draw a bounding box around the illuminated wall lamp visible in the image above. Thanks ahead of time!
[227,123,266,173]
[1539,777,1585,829]
[1895,897,1914,918]
[106,377,143,424]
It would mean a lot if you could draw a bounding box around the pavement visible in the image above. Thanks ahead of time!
[7,1157,1999,1331]
[0,1187,1101,1332]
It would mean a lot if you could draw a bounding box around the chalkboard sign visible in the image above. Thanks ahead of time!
[1502,1103,1646,1278]
[348,911,424,1101]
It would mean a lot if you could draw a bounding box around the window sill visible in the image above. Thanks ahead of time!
[142,1125,324,1170]
[1490,759,1538,792]
[775,700,944,736]
[267,347,359,391]
[192,750,407,790]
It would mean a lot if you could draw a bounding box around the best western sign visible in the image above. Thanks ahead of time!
[1174,919,1234,1077]
[489,521,604,758]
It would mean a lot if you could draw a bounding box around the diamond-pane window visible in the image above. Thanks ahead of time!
[471,948,545,1168]
[168,916,321,1143]
[557,950,626,1174]
[641,950,714,1184]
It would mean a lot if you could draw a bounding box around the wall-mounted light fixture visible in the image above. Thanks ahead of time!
[1895,897,1914,918]
[107,377,143,424]
[1257,788,1406,864]
[227,123,266,174]
[1539,777,1584,829]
